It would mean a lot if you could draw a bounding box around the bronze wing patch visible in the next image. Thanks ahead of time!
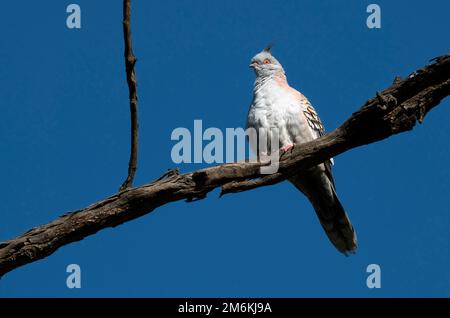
[303,105,325,137]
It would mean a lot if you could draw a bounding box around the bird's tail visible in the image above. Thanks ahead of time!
[315,190,357,255]
[289,167,357,255]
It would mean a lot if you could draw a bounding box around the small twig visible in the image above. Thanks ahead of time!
[393,76,402,85]
[119,0,139,191]
[156,168,180,181]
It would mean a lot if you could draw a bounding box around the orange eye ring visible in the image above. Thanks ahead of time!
[263,59,271,64]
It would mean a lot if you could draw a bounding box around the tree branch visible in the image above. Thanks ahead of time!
[119,0,139,191]
[0,55,448,278]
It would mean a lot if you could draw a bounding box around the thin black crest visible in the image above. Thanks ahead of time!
[263,43,274,53]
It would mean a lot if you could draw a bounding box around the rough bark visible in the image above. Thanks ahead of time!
[0,54,448,278]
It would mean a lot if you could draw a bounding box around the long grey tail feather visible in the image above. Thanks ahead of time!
[316,190,357,255]
[289,168,357,255]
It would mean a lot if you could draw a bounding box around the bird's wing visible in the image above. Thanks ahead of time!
[284,85,325,139]
[303,104,325,138]
[303,104,336,185]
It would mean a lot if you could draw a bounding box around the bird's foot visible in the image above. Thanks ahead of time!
[280,144,295,155]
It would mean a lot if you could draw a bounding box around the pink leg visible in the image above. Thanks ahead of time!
[280,144,295,153]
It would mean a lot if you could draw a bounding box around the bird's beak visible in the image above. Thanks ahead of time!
[249,62,257,69]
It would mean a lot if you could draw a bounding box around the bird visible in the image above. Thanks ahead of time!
[246,46,357,254]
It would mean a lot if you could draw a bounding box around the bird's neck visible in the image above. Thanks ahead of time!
[253,71,288,94]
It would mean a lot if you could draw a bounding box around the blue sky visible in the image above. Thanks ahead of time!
[0,0,449,297]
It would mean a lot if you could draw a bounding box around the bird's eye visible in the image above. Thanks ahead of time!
[263,59,271,64]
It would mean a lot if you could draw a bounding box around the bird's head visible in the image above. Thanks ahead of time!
[249,45,284,78]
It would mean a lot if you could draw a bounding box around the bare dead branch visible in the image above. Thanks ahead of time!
[0,55,448,278]
[119,0,139,191]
